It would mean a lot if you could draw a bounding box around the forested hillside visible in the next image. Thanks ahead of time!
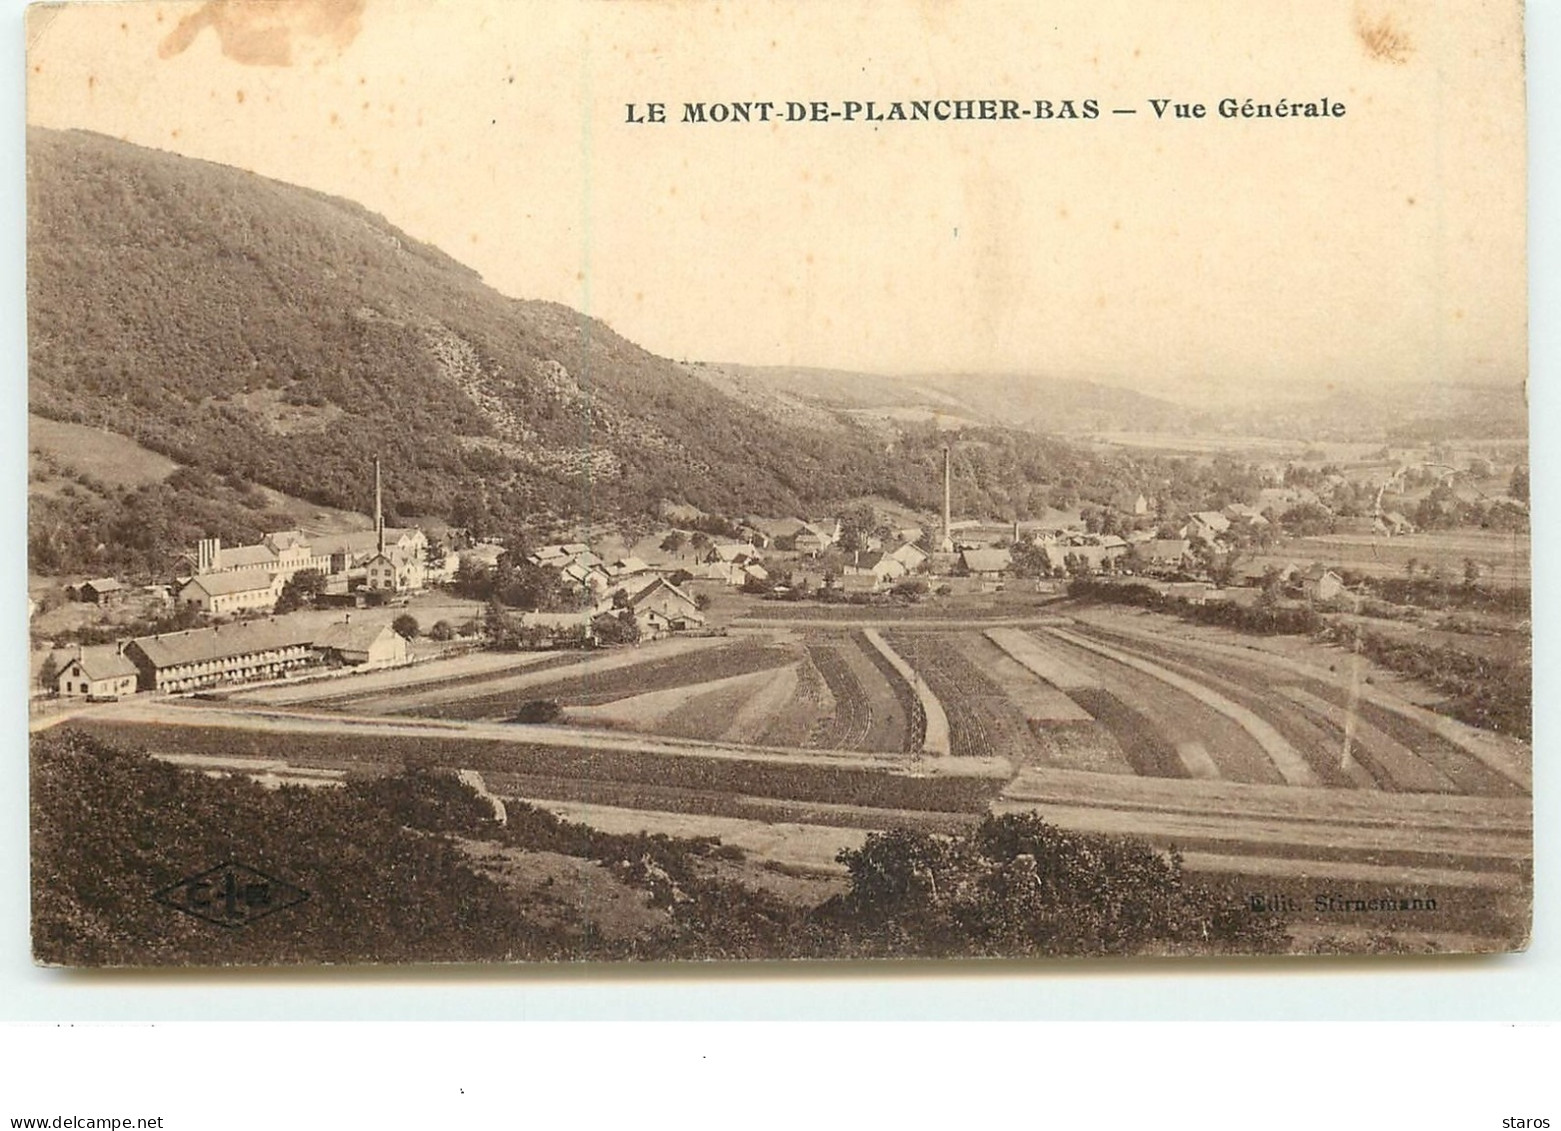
[27,129,1139,575]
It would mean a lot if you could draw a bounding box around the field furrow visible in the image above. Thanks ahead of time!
[802,640,870,750]
[883,631,1044,760]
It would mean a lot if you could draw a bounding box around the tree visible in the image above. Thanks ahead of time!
[428,620,455,642]
[693,592,713,612]
[453,558,494,601]
[483,600,517,649]
[275,569,326,614]
[1210,548,1243,588]
[689,531,711,557]
[660,531,687,554]
[392,613,420,639]
[38,652,61,695]
[838,501,878,553]
[1009,541,1050,579]
[591,610,640,646]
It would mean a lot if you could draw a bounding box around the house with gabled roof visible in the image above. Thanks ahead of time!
[178,569,285,615]
[958,548,1012,578]
[842,550,907,588]
[53,645,140,698]
[74,578,128,606]
[1297,565,1348,603]
[1183,511,1232,543]
[313,621,410,669]
[626,577,705,636]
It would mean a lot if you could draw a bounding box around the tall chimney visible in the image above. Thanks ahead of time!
[374,457,385,556]
[942,444,952,550]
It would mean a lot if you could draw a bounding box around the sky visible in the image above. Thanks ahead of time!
[23,0,1528,392]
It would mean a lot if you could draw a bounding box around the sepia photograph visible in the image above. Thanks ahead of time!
[22,0,1530,966]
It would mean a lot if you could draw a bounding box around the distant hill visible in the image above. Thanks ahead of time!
[695,364,1197,436]
[25,129,1121,576]
[702,365,1528,445]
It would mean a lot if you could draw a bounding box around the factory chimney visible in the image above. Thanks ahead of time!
[374,457,385,556]
[941,444,953,552]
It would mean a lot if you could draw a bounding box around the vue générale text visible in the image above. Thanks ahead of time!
[624,97,1348,124]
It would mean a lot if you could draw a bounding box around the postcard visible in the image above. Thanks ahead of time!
[24,0,1529,965]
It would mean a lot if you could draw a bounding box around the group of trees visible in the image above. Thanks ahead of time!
[452,555,588,612]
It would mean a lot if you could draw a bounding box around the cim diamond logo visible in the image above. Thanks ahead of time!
[154,862,309,929]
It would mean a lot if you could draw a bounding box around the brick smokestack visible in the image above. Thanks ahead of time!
[942,444,952,550]
[375,457,384,556]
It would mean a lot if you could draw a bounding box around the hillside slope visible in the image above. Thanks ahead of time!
[27,130,900,528]
[27,130,1135,577]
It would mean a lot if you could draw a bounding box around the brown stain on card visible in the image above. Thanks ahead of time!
[1354,3,1413,64]
[159,0,365,66]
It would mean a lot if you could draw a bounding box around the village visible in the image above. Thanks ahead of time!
[30,442,1525,705]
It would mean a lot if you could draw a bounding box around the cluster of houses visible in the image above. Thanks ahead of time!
[171,525,435,615]
[526,543,665,600]
[49,616,412,699]
[520,543,710,639]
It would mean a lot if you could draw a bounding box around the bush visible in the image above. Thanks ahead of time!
[428,620,456,641]
[392,613,420,639]
[828,812,1289,957]
[511,698,562,724]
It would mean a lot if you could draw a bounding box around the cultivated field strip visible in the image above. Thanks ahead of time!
[1068,611,1531,791]
[1045,626,1320,786]
[1002,764,1530,831]
[73,710,1011,816]
[757,656,834,748]
[881,631,1043,761]
[954,634,1093,722]
[1276,686,1459,794]
[985,627,1099,690]
[1068,621,1527,798]
[487,776,979,838]
[1091,642,1380,790]
[232,648,582,707]
[1066,629,1384,790]
[333,636,726,715]
[862,629,947,755]
[802,639,872,750]
[995,766,1530,890]
[814,632,913,753]
[719,663,802,745]
[852,630,925,754]
[402,640,793,720]
[1001,800,1529,873]
[1063,687,1189,779]
[563,667,780,737]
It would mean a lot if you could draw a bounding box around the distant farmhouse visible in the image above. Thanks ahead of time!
[69,578,129,606]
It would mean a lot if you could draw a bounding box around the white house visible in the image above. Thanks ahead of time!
[178,570,284,615]
[54,645,139,698]
[313,621,410,669]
